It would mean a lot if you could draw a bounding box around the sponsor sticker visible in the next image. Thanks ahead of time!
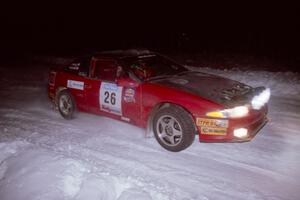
[196,118,228,128]
[197,118,228,135]
[68,63,80,70]
[201,127,227,135]
[124,88,135,103]
[67,80,84,90]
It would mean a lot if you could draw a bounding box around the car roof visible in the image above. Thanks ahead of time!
[92,49,156,60]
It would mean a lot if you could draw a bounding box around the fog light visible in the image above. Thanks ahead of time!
[233,128,248,138]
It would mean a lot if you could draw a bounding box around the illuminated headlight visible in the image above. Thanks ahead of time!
[233,128,248,138]
[251,88,270,110]
[206,106,249,118]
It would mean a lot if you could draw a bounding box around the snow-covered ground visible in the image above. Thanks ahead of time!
[0,62,300,200]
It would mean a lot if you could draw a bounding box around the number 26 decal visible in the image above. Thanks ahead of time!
[104,91,116,105]
[100,82,123,115]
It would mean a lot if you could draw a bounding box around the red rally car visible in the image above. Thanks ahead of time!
[48,50,270,152]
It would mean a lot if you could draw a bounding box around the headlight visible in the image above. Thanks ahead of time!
[251,88,270,110]
[206,106,249,118]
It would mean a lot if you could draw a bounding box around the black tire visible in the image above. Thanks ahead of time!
[153,105,196,152]
[57,90,76,119]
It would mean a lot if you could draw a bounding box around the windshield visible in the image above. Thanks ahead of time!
[121,54,188,81]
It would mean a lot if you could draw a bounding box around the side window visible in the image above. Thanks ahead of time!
[78,58,90,77]
[93,60,118,81]
[65,57,90,77]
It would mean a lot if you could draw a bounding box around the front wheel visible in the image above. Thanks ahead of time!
[57,90,76,119]
[153,105,196,152]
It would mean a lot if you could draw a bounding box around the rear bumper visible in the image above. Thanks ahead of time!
[197,106,268,142]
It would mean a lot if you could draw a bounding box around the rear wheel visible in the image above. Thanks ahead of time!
[153,105,196,152]
[57,90,76,119]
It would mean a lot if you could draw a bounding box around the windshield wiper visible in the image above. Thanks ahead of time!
[147,74,174,81]
[147,70,191,81]
[174,70,190,76]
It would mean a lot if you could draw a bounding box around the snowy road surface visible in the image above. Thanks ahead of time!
[0,63,300,200]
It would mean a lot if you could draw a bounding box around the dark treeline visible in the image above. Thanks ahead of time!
[1,2,299,69]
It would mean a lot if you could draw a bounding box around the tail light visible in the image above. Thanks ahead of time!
[49,71,57,86]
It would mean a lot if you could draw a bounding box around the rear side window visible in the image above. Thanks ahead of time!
[65,57,91,77]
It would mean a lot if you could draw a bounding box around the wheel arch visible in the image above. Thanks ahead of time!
[55,87,68,105]
[146,102,197,137]
[55,87,77,111]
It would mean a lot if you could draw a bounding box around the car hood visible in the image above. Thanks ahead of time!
[150,71,259,107]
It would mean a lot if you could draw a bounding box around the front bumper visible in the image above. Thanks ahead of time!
[197,106,268,142]
[229,116,268,142]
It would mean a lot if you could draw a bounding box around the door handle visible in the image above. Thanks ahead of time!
[84,84,92,89]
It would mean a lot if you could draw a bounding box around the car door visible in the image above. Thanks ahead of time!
[84,58,142,124]
[84,59,123,117]
[116,76,142,125]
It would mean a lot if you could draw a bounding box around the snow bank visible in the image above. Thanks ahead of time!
[188,66,300,97]
[0,141,162,200]
[0,142,88,200]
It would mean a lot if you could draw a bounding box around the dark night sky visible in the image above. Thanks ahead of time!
[1,2,299,60]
